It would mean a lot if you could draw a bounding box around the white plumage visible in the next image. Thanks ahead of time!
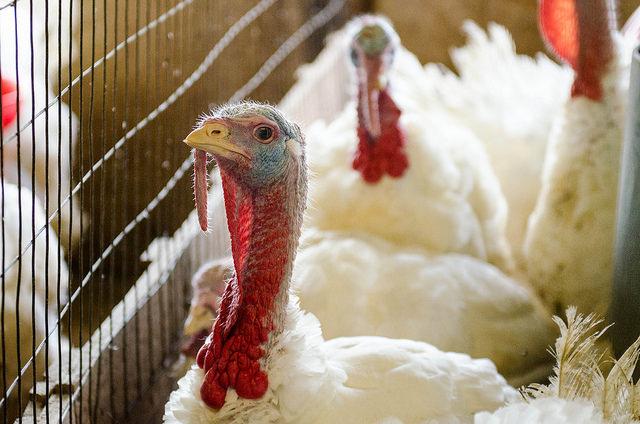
[0,183,69,408]
[301,19,512,269]
[524,13,637,316]
[166,297,516,424]
[474,307,640,424]
[166,102,516,423]
[279,17,555,387]
[474,398,607,424]
[423,22,573,261]
[0,0,82,253]
[293,229,555,386]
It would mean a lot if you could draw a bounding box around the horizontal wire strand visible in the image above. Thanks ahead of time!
[0,0,346,403]
[0,0,195,149]
[0,0,279,281]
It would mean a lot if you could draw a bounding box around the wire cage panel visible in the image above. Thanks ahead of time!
[0,0,363,422]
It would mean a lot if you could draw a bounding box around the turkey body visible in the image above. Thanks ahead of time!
[166,102,516,424]
[293,229,555,386]
[423,22,573,262]
[304,96,512,270]
[165,297,516,424]
[0,0,82,253]
[524,34,634,317]
[0,183,69,416]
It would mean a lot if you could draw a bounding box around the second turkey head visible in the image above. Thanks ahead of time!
[349,15,408,183]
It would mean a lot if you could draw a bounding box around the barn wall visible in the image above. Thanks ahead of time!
[60,0,367,345]
[375,0,639,67]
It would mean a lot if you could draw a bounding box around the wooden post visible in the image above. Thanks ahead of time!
[610,45,640,357]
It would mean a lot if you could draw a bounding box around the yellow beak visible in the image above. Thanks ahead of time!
[183,122,249,159]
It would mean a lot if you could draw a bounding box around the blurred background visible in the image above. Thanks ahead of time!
[0,0,638,422]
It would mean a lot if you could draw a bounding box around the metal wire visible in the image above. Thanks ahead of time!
[0,0,349,421]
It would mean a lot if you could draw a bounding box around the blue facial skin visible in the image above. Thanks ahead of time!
[246,137,288,188]
[203,102,302,189]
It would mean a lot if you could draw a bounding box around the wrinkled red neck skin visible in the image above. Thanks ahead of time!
[196,170,292,409]
[352,86,409,183]
[539,0,614,101]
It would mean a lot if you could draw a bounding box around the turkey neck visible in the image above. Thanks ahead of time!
[196,157,306,409]
[573,0,615,100]
[222,167,304,337]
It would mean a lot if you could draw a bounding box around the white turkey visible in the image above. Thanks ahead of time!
[302,15,512,270]
[295,16,555,384]
[165,102,516,423]
[183,17,557,387]
[524,0,640,317]
[293,229,556,386]
[0,0,83,253]
[423,22,573,263]
[179,258,231,359]
[0,183,70,417]
[475,307,640,424]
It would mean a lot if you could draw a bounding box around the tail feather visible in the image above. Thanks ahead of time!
[523,307,640,422]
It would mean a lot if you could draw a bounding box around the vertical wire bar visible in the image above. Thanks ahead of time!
[66,1,75,421]
[12,4,24,421]
[120,0,130,415]
[166,0,178,354]
[108,0,119,417]
[173,0,187,341]
[143,0,154,389]
[86,0,97,415]
[131,0,143,402]
[56,0,64,420]
[0,23,8,424]
[27,0,38,420]
[77,0,86,419]
[43,0,51,421]
[172,0,183,347]
[91,0,110,417]
[155,0,168,366]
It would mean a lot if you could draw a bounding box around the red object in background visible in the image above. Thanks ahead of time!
[1,78,18,130]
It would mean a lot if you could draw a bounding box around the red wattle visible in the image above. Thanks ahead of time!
[353,89,408,183]
[196,178,291,409]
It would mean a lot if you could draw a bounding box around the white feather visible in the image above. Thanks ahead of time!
[165,296,516,424]
[293,229,555,385]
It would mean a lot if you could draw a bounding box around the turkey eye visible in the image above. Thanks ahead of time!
[254,126,274,142]
[349,47,359,65]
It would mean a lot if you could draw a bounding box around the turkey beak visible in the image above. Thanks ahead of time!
[184,120,249,233]
[183,122,249,160]
[361,56,383,138]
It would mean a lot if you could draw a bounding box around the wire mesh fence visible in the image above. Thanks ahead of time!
[0,0,362,422]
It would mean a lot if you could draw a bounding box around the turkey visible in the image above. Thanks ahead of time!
[0,0,83,253]
[0,183,70,418]
[424,22,573,263]
[293,229,556,386]
[475,307,640,424]
[183,17,557,387]
[524,0,640,317]
[179,258,232,359]
[165,102,516,423]
[302,15,512,271]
